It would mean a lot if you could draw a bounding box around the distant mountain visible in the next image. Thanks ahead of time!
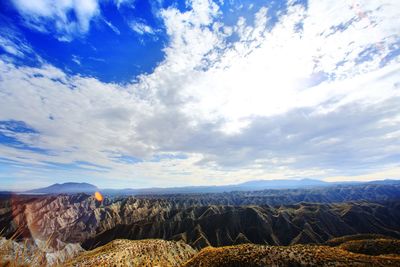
[26,182,98,194]
[366,179,400,185]
[102,178,334,195]
[23,179,399,196]
[27,179,334,196]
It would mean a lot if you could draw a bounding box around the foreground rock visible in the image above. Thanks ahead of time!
[0,237,83,266]
[3,235,399,266]
[65,239,196,267]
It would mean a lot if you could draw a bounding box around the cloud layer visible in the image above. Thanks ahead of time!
[0,0,400,189]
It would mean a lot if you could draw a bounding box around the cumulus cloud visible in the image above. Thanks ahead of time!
[178,1,400,131]
[0,0,400,187]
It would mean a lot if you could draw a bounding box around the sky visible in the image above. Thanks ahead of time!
[0,0,399,190]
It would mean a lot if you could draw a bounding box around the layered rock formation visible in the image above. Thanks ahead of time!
[1,183,400,251]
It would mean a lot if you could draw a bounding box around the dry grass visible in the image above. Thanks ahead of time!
[0,226,83,267]
[65,239,196,267]
[183,243,400,267]
[2,230,400,267]
[325,234,394,246]
[0,226,48,267]
[0,238,47,267]
[338,238,400,256]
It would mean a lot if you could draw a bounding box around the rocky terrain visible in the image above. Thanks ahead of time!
[82,201,400,249]
[1,182,400,265]
[65,239,196,267]
[337,238,400,256]
[183,242,400,267]
[3,235,399,266]
[1,183,400,250]
[0,237,83,266]
[135,182,400,206]
[63,236,400,267]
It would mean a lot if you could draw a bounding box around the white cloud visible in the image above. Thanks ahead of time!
[128,20,155,35]
[0,23,36,59]
[179,1,400,134]
[0,37,23,57]
[1,0,400,188]
[159,0,221,71]
[103,19,121,35]
[71,55,81,65]
[114,0,135,9]
[10,0,100,41]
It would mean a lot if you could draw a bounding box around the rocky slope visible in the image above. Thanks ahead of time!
[182,243,400,267]
[65,239,196,267]
[82,201,400,249]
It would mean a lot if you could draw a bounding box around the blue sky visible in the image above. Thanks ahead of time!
[0,0,399,190]
[0,0,291,83]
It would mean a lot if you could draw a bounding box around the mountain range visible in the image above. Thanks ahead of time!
[1,180,400,266]
[18,178,400,195]
[1,182,400,249]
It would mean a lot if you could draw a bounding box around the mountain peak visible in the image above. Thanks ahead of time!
[26,182,98,194]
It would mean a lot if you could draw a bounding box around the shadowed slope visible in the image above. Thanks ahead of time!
[83,201,400,249]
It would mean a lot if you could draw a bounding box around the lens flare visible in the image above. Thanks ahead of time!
[94,191,103,202]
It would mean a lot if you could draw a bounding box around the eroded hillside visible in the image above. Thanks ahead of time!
[1,184,400,251]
